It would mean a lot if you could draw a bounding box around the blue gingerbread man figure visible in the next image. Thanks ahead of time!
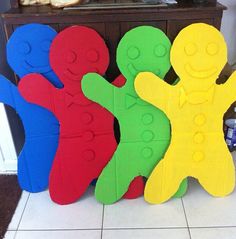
[0,23,62,192]
[0,75,59,192]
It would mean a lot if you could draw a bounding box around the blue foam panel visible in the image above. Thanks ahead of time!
[0,75,59,192]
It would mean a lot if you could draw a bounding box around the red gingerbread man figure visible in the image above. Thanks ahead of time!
[19,26,144,204]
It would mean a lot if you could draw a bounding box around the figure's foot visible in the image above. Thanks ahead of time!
[173,178,188,198]
[198,154,235,197]
[49,172,79,205]
[18,175,47,193]
[144,159,186,204]
[49,160,90,205]
[95,165,138,204]
[123,176,144,199]
[18,151,48,193]
[95,173,118,204]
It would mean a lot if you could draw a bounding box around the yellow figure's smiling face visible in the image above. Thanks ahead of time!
[171,23,227,88]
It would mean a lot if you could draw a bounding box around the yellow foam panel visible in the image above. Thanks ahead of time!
[134,23,236,204]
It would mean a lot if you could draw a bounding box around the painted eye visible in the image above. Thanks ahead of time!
[18,41,31,55]
[41,40,51,52]
[86,49,99,63]
[184,43,197,56]
[206,42,219,56]
[154,44,167,57]
[127,46,140,60]
[66,51,77,64]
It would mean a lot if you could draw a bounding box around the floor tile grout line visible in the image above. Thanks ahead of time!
[15,192,31,233]
[15,226,236,232]
[17,227,188,232]
[12,230,17,239]
[17,229,103,232]
[103,226,236,230]
[101,204,105,239]
[189,226,236,229]
[181,198,190,227]
[12,193,30,239]
[5,230,17,239]
[103,227,189,230]
[181,198,192,239]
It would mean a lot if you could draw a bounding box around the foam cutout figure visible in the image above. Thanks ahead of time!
[7,23,63,88]
[19,26,143,204]
[0,75,59,192]
[135,23,236,204]
[5,23,62,193]
[82,26,187,204]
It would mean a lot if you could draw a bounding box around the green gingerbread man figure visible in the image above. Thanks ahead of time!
[82,26,187,204]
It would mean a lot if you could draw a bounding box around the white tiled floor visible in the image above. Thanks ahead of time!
[4,178,236,239]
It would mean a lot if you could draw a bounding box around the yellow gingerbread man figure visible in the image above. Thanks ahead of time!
[135,23,236,204]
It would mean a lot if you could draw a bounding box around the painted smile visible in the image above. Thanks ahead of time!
[23,60,51,74]
[128,63,160,77]
[65,67,99,81]
[63,68,81,81]
[67,68,81,76]
[185,63,217,79]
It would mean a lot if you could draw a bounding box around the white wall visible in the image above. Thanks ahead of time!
[220,0,236,66]
[0,103,17,173]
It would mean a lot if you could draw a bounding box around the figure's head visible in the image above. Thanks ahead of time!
[117,26,171,81]
[7,23,57,77]
[171,23,227,87]
[50,26,109,84]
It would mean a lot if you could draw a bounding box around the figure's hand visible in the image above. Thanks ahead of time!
[0,75,20,107]
[18,73,57,113]
[134,72,171,114]
[82,73,118,116]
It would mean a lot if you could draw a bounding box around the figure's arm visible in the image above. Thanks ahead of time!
[0,75,22,108]
[82,73,118,116]
[18,73,57,113]
[44,71,64,89]
[134,72,172,113]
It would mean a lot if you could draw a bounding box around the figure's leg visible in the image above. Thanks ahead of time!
[141,140,188,200]
[49,137,93,205]
[50,153,94,205]
[95,143,139,204]
[18,135,58,193]
[49,155,79,205]
[145,154,187,204]
[50,133,117,205]
[173,179,188,198]
[123,176,144,199]
[197,143,235,197]
[93,134,144,200]
[18,148,33,192]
